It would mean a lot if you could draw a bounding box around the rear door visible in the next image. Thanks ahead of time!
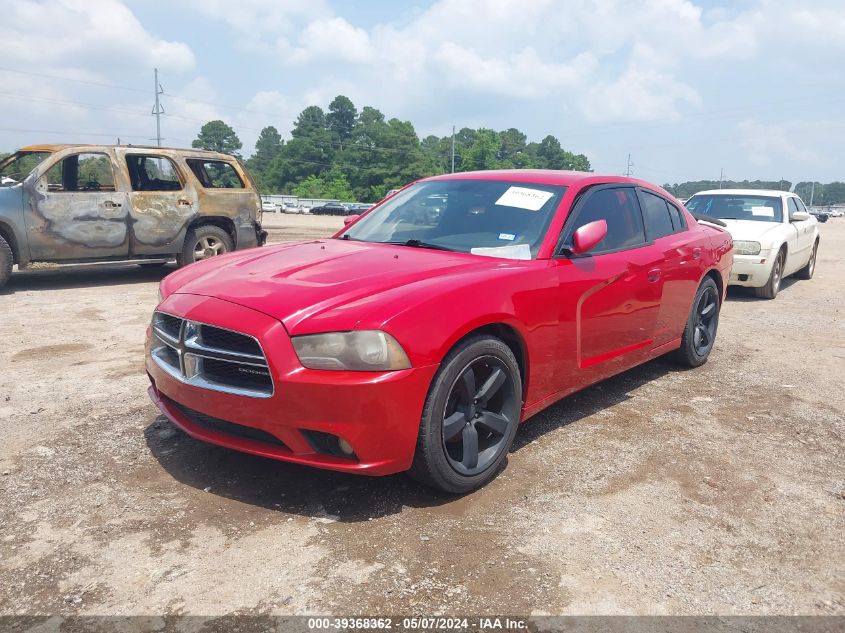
[24,149,129,261]
[553,185,664,392]
[122,152,199,256]
[785,196,810,272]
[789,196,815,268]
[637,189,702,347]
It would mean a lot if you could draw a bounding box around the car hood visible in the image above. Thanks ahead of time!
[720,219,783,243]
[169,239,510,333]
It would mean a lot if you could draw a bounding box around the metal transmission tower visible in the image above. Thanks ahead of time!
[624,154,633,177]
[151,68,165,147]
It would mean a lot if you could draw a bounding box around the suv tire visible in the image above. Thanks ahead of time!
[0,234,13,290]
[177,225,234,268]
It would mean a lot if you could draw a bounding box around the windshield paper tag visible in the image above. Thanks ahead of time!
[498,233,516,241]
[495,186,553,211]
[471,244,532,260]
[751,206,775,217]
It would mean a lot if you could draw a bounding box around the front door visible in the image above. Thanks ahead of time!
[24,150,129,261]
[554,185,663,394]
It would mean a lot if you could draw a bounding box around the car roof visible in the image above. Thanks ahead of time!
[17,143,233,160]
[692,189,792,197]
[422,169,675,196]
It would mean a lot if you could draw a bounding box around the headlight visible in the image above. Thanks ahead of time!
[292,331,411,371]
[733,240,761,255]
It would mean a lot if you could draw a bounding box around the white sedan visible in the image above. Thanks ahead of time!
[686,189,819,299]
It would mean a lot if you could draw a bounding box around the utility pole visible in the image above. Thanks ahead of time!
[719,168,724,189]
[624,153,633,177]
[810,181,815,206]
[451,125,456,173]
[151,68,165,147]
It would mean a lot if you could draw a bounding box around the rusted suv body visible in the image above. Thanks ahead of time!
[0,144,266,288]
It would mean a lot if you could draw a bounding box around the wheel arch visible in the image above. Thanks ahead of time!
[184,216,237,246]
[439,320,530,395]
[702,268,724,303]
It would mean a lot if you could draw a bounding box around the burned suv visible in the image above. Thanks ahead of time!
[0,144,266,289]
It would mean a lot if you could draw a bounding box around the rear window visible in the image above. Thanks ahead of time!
[186,160,244,189]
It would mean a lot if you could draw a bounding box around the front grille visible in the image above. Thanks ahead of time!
[199,324,263,357]
[150,312,274,398]
[165,396,287,449]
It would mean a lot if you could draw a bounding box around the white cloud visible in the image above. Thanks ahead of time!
[0,0,195,73]
[290,17,374,64]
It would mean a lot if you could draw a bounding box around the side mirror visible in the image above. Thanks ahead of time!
[569,219,608,255]
[343,214,361,226]
[790,211,810,222]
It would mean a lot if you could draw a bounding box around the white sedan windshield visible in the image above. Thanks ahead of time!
[687,194,783,223]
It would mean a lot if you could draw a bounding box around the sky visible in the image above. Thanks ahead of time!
[0,0,843,185]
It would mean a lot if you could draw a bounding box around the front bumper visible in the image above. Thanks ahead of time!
[145,293,438,476]
[729,252,773,287]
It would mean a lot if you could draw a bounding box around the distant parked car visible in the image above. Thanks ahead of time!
[284,203,308,214]
[686,189,819,299]
[348,203,374,213]
[262,201,279,213]
[808,208,829,223]
[310,202,351,215]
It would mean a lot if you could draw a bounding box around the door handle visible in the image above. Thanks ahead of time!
[647,268,662,282]
[177,199,192,207]
[104,201,122,208]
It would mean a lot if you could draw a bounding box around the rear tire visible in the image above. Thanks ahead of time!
[795,240,818,280]
[754,248,785,299]
[176,225,234,268]
[0,234,12,290]
[675,277,720,368]
[408,336,522,494]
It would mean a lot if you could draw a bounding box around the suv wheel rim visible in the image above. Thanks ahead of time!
[441,356,517,476]
[693,286,718,357]
[194,236,225,260]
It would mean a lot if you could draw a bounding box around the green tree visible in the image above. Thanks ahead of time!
[327,95,357,145]
[462,129,502,171]
[250,126,283,173]
[192,120,242,155]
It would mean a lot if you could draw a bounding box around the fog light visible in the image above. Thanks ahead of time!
[338,438,354,456]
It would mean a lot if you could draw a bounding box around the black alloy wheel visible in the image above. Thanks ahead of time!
[676,276,721,368]
[441,356,516,476]
[409,336,522,493]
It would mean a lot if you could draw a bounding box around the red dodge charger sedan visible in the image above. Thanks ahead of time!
[146,171,732,493]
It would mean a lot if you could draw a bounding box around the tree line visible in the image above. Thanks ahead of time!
[662,179,845,206]
[190,95,591,202]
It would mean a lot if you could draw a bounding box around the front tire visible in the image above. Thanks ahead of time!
[0,234,12,290]
[409,336,522,494]
[176,225,234,268]
[754,248,785,299]
[795,240,818,280]
[675,277,720,368]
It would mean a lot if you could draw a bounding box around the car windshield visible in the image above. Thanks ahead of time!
[686,194,783,223]
[340,179,567,259]
[0,151,53,186]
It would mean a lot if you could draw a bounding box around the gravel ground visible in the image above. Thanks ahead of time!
[0,215,842,617]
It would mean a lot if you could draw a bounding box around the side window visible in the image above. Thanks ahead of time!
[639,190,675,240]
[126,155,183,191]
[667,201,687,231]
[793,197,808,213]
[44,153,115,192]
[567,187,646,253]
[186,159,244,189]
[787,197,800,218]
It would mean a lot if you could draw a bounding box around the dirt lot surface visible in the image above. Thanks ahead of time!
[1,215,843,617]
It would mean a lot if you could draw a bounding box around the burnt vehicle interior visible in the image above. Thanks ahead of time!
[126,154,183,191]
